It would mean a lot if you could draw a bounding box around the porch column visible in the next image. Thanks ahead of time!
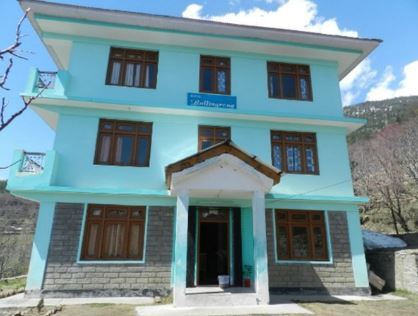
[173,190,190,307]
[26,201,55,294]
[252,190,270,305]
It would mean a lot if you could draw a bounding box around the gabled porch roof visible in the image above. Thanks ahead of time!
[165,140,281,197]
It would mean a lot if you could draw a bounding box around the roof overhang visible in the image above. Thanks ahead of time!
[20,0,381,78]
[165,140,281,197]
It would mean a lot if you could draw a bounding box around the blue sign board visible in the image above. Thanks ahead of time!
[187,93,237,109]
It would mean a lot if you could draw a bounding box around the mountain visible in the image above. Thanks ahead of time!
[344,96,418,143]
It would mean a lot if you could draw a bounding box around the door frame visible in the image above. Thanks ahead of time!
[196,206,230,286]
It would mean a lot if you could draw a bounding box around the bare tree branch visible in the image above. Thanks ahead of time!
[0,59,13,90]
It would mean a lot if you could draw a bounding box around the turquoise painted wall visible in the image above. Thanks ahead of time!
[241,208,254,281]
[66,40,343,118]
[49,106,354,197]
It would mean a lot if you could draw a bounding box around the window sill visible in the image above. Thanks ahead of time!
[77,260,145,265]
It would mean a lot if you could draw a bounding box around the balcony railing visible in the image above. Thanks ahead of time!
[20,152,46,174]
[36,71,57,89]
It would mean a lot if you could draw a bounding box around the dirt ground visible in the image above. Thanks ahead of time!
[0,291,417,316]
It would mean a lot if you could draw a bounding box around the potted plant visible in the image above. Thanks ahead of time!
[243,265,253,288]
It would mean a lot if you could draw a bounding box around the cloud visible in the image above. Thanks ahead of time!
[182,0,358,37]
[366,60,418,101]
[340,59,377,105]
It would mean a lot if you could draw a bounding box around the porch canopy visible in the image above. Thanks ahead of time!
[165,139,282,198]
[165,140,281,306]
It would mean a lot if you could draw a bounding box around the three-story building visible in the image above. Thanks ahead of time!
[8,0,380,306]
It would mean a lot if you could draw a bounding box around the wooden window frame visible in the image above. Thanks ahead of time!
[105,47,158,89]
[94,119,152,167]
[199,55,231,95]
[81,204,147,261]
[270,130,319,175]
[274,210,328,261]
[198,125,231,151]
[267,62,313,101]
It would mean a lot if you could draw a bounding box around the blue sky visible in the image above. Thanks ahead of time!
[0,0,417,179]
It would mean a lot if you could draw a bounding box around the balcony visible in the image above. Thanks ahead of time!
[23,67,70,98]
[7,150,58,190]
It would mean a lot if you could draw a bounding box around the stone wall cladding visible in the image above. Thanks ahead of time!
[266,209,367,295]
[42,203,174,297]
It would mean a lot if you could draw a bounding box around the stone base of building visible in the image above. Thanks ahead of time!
[30,288,171,299]
[270,287,370,296]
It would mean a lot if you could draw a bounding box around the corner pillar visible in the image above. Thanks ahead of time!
[173,191,190,306]
[252,191,270,304]
[26,201,56,293]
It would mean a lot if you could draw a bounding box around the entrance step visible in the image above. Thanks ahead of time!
[184,287,258,307]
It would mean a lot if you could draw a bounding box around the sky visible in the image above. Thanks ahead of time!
[0,0,417,179]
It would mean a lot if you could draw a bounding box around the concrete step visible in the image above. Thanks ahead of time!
[184,292,259,307]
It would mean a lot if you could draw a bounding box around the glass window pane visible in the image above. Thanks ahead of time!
[271,133,281,141]
[282,74,297,98]
[98,135,112,163]
[134,64,141,87]
[286,146,302,172]
[292,226,309,258]
[124,63,135,86]
[145,64,156,88]
[215,128,229,138]
[128,224,143,258]
[200,127,213,137]
[291,213,307,221]
[299,76,310,100]
[217,70,226,93]
[305,147,316,173]
[138,124,151,134]
[136,137,149,166]
[202,68,213,91]
[277,225,289,259]
[110,61,121,84]
[269,74,279,97]
[272,144,282,169]
[117,124,135,132]
[103,223,125,257]
[201,139,213,150]
[115,136,133,164]
[313,226,325,258]
[107,208,128,218]
[87,224,99,256]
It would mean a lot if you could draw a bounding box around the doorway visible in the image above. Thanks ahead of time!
[198,207,229,285]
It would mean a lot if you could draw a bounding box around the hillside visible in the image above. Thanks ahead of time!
[344,96,418,143]
[345,96,418,234]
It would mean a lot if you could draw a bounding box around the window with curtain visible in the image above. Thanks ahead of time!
[270,131,319,174]
[81,204,146,261]
[95,119,152,167]
[198,125,231,151]
[199,55,231,95]
[274,210,328,261]
[267,62,312,101]
[106,47,158,89]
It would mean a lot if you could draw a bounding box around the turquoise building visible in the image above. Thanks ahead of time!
[8,0,380,306]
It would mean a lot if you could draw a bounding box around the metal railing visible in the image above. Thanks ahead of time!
[20,152,46,174]
[36,71,57,89]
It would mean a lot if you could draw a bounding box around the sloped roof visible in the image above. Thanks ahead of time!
[165,140,282,188]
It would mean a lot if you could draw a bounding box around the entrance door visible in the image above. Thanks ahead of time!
[198,207,229,285]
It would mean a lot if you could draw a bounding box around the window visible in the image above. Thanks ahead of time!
[275,210,328,261]
[267,62,312,101]
[81,204,146,261]
[200,55,231,95]
[94,119,152,167]
[106,47,158,89]
[271,131,319,174]
[198,125,231,150]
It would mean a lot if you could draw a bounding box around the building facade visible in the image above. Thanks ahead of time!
[8,0,380,306]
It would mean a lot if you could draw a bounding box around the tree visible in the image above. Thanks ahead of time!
[0,8,46,133]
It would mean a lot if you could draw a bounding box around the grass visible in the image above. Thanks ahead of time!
[0,291,417,316]
[0,277,26,293]
[297,291,418,316]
